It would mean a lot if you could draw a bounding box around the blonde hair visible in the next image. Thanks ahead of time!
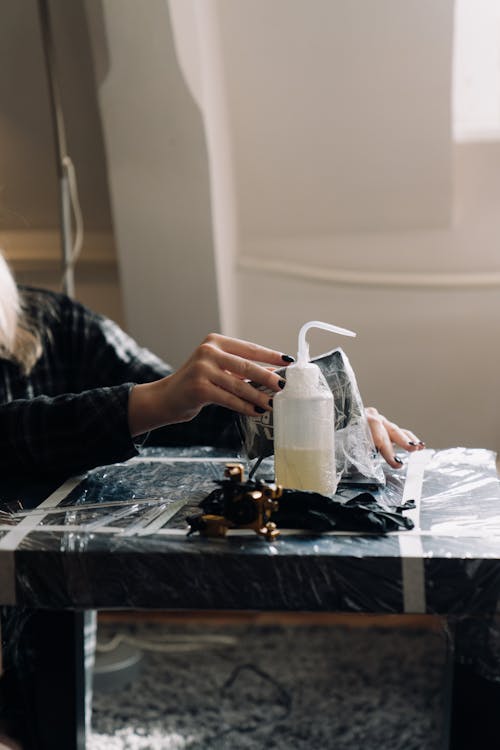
[0,253,42,374]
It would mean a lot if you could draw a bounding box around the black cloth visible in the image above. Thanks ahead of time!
[0,287,238,479]
[192,480,414,534]
[271,489,414,532]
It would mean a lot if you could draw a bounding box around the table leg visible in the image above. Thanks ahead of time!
[31,609,88,750]
[0,608,88,750]
[441,623,455,750]
[447,635,500,748]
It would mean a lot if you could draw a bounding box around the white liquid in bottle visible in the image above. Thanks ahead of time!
[274,447,336,495]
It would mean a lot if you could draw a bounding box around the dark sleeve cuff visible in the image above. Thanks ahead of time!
[143,404,242,450]
[0,384,139,479]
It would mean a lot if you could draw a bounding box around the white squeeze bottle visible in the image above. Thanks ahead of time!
[273,321,356,496]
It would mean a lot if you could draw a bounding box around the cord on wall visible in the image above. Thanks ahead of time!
[61,155,84,290]
[38,0,84,299]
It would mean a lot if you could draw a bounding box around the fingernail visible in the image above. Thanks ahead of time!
[394,456,403,464]
[408,441,417,446]
[255,406,265,414]
[268,399,273,408]
[281,354,295,363]
[418,441,426,446]
[278,379,286,389]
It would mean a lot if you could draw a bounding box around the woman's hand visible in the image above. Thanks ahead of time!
[128,333,293,436]
[129,334,425,472]
[365,406,425,469]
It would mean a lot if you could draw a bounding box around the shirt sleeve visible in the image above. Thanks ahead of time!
[0,384,139,478]
[10,291,241,479]
[66,303,174,390]
[143,404,241,449]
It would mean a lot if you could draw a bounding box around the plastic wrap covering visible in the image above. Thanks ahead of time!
[0,446,499,684]
[0,444,498,620]
[237,348,384,485]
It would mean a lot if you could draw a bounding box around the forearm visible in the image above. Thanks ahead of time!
[127,334,291,441]
[128,379,241,449]
[128,380,171,437]
[127,377,202,436]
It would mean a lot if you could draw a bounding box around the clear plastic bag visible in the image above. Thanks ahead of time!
[237,348,385,485]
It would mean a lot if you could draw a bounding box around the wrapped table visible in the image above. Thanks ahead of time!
[0,446,498,749]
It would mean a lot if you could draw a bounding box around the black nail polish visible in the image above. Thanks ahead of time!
[394,456,403,464]
[255,406,265,414]
[418,441,426,446]
[268,399,273,408]
[408,441,417,446]
[278,379,286,389]
[281,354,295,363]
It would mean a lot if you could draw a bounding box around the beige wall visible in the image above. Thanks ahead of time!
[0,0,123,324]
[4,231,124,327]
[0,0,113,233]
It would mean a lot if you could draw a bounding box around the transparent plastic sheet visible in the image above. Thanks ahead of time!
[0,447,498,548]
[1,447,500,681]
[237,348,385,485]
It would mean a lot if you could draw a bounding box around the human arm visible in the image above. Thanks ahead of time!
[129,334,426,471]
[3,290,421,476]
[128,333,290,436]
[65,300,286,449]
[0,330,291,477]
[125,330,426,467]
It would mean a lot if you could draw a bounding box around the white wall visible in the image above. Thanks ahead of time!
[169,0,500,452]
[220,0,452,237]
[85,0,219,368]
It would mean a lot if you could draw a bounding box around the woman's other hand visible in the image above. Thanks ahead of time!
[365,406,425,469]
[128,333,293,436]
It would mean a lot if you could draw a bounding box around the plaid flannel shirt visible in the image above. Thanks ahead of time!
[0,287,237,478]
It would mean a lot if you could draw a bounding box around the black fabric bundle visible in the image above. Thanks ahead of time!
[272,489,414,533]
[190,478,414,535]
